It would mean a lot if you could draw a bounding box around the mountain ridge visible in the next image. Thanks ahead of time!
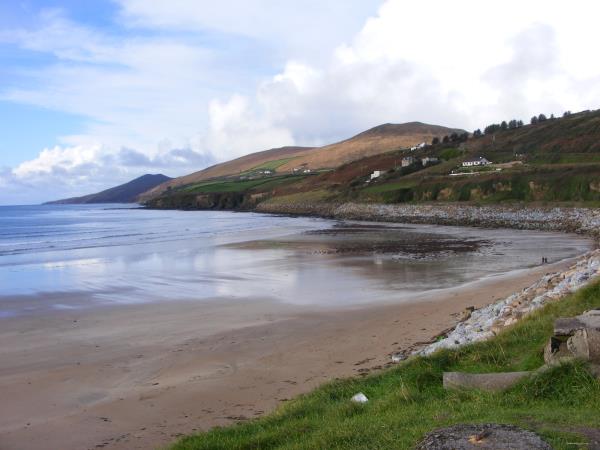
[46,174,172,205]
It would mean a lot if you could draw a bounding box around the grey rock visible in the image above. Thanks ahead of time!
[544,337,574,365]
[443,371,530,392]
[554,317,586,336]
[416,423,552,450]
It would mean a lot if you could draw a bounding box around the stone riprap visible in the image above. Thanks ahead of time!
[257,202,600,237]
[417,249,600,356]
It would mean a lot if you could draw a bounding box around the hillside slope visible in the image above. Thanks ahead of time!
[46,174,172,204]
[140,146,315,201]
[141,122,464,201]
[144,109,600,210]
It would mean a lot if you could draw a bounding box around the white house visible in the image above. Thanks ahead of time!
[401,156,415,167]
[462,157,492,167]
[410,142,427,151]
[370,170,382,180]
[422,156,439,166]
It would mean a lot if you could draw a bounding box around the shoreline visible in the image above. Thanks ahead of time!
[0,255,586,450]
[254,201,600,238]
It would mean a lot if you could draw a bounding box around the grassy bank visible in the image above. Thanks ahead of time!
[170,281,600,450]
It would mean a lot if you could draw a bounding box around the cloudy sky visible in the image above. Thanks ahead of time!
[1,0,600,204]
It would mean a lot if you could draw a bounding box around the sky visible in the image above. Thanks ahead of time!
[1,1,600,204]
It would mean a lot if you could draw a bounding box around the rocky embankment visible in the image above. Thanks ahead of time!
[416,249,600,357]
[256,201,600,237]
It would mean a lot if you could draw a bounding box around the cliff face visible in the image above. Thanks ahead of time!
[46,174,172,204]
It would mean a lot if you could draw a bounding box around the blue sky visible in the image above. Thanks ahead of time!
[1,0,600,204]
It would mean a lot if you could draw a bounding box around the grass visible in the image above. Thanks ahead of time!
[250,157,299,172]
[170,281,600,450]
[361,180,419,193]
[181,175,305,194]
[261,189,334,205]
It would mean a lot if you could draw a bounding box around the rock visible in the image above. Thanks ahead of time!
[543,337,574,365]
[391,353,406,363]
[567,328,600,363]
[462,306,475,321]
[554,317,585,336]
[545,311,600,364]
[350,392,368,403]
[443,371,531,392]
[579,309,600,330]
[416,423,553,450]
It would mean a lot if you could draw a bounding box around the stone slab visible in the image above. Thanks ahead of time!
[443,371,530,392]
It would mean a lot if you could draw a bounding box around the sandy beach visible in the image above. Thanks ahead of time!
[0,258,577,450]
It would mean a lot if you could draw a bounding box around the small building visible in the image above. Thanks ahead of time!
[370,170,382,180]
[401,156,416,167]
[422,156,439,166]
[410,142,427,151]
[303,169,312,173]
[462,156,492,167]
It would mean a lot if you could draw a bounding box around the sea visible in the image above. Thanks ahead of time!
[0,204,593,317]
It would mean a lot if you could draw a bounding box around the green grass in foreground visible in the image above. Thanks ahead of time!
[171,281,600,450]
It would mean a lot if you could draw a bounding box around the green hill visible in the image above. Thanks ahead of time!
[143,109,600,210]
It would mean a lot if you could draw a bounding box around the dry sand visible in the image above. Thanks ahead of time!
[0,258,576,450]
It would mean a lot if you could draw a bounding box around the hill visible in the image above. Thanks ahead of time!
[46,174,172,205]
[143,109,600,210]
[140,122,464,201]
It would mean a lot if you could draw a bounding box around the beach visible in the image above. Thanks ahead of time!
[0,206,595,450]
[0,258,579,450]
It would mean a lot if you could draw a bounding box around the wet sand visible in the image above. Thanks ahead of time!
[0,258,576,450]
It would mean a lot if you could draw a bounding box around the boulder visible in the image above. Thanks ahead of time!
[567,328,600,363]
[545,310,600,365]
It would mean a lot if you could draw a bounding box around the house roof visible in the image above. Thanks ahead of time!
[464,156,489,163]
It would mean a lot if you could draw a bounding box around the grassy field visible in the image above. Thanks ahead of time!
[170,281,600,450]
[250,157,299,172]
[181,175,306,194]
[361,180,419,194]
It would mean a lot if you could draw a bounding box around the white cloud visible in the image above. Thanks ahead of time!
[205,95,294,159]
[249,0,600,142]
[2,0,600,204]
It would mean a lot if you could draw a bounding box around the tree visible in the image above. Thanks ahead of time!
[550,114,555,120]
[431,136,440,145]
[484,124,501,134]
[500,120,508,130]
[531,116,539,125]
[517,120,524,127]
[473,129,482,137]
[508,119,518,129]
[450,132,459,142]
[563,110,572,117]
[460,132,469,141]
[442,135,450,144]
[538,113,547,122]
